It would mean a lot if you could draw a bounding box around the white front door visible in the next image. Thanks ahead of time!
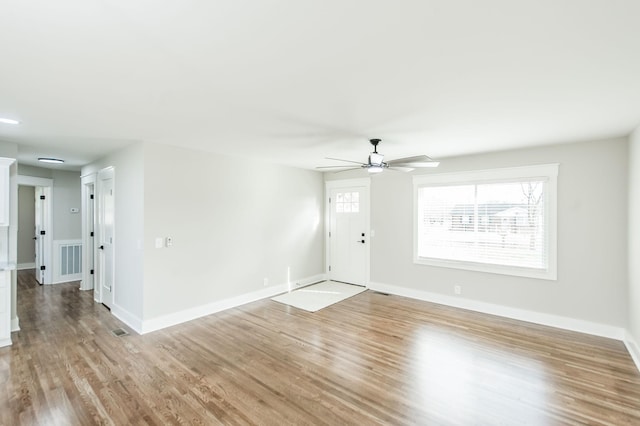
[97,168,115,308]
[328,182,370,286]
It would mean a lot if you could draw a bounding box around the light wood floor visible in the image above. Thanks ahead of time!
[2,270,640,425]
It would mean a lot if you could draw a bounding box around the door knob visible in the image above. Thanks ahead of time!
[356,240,365,244]
[99,245,104,250]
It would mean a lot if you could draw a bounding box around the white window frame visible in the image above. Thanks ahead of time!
[413,164,558,280]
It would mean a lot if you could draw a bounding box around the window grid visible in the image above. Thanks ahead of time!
[335,191,360,213]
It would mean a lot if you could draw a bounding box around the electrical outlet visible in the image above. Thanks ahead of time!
[263,278,269,287]
[454,285,462,295]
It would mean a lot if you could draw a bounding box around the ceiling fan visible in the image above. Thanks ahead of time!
[317,138,439,173]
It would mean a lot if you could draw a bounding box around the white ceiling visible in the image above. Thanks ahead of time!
[1,1,640,171]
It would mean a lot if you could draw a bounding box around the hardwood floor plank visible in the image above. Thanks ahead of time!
[2,273,640,425]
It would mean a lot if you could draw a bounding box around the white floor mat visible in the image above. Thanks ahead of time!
[271,281,366,312]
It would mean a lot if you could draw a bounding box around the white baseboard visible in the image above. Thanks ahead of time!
[140,285,287,334]
[111,304,144,335]
[50,277,82,285]
[0,337,11,348]
[624,331,640,373]
[286,274,327,292]
[79,277,94,291]
[140,274,326,335]
[368,281,626,341]
[17,263,35,270]
[11,316,19,332]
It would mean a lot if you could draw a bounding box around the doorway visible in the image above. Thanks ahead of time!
[17,176,53,285]
[17,186,35,270]
[326,178,370,286]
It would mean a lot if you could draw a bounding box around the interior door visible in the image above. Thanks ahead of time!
[85,183,95,291]
[329,185,369,285]
[34,187,47,284]
[98,169,115,308]
[88,185,95,291]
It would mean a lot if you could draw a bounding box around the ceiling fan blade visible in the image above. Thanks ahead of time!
[333,167,362,174]
[388,166,415,172]
[325,157,367,165]
[315,165,360,169]
[386,155,435,165]
[390,161,440,168]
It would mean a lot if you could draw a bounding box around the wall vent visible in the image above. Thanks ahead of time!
[53,240,83,284]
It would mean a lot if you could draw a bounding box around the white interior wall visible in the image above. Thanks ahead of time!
[17,165,82,241]
[331,138,628,328]
[17,164,52,179]
[50,170,82,241]
[74,134,636,344]
[142,142,324,320]
[82,142,145,323]
[629,127,640,352]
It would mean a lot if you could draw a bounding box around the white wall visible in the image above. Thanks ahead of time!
[0,143,17,159]
[82,142,145,322]
[17,166,82,240]
[142,142,324,320]
[349,138,628,328]
[17,164,52,179]
[82,140,324,330]
[78,136,633,341]
[51,170,82,240]
[629,127,640,351]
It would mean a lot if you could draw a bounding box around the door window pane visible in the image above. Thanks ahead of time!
[335,191,360,213]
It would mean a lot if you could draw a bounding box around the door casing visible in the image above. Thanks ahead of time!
[80,174,96,291]
[17,175,53,285]
[97,167,115,308]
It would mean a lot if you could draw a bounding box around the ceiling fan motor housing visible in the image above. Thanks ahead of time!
[368,139,385,166]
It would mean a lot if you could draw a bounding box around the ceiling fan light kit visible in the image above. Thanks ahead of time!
[318,138,439,174]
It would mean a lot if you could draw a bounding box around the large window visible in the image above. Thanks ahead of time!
[414,164,558,280]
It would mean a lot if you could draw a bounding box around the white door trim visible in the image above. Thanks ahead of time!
[325,178,371,285]
[80,173,96,291]
[17,175,53,284]
[96,167,115,307]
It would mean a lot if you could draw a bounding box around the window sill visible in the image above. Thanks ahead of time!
[414,256,557,281]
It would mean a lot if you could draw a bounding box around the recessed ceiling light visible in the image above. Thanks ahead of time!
[38,157,65,164]
[0,117,20,125]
